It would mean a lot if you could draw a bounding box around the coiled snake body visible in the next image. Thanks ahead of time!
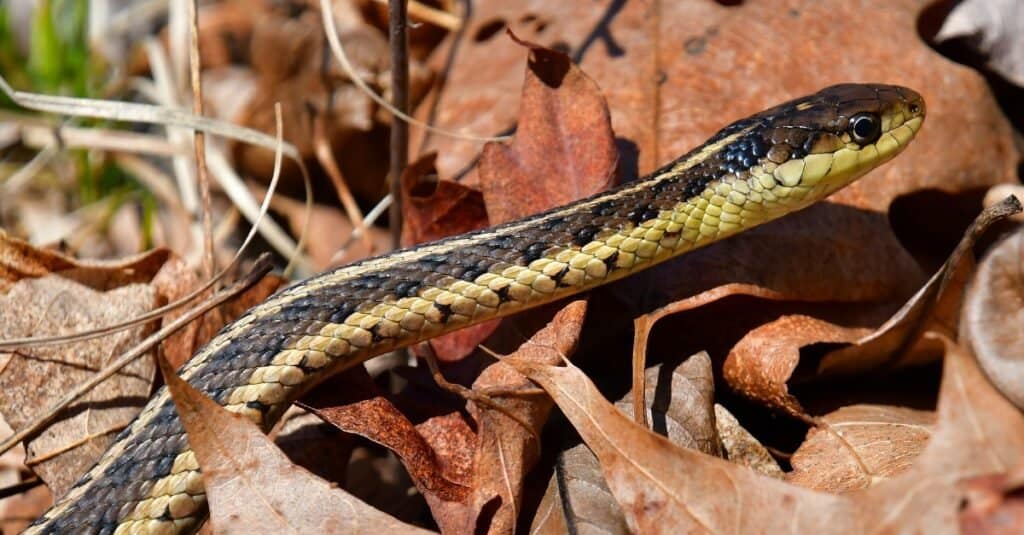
[27,83,925,534]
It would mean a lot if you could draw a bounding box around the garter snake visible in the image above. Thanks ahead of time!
[26,83,925,534]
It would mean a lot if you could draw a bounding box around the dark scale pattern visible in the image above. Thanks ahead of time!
[32,83,924,534]
[32,166,725,528]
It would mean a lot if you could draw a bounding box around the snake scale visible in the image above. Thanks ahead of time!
[25,83,925,533]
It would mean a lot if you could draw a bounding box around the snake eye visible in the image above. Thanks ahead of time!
[849,113,881,144]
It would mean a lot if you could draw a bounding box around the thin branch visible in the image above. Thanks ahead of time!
[313,117,373,253]
[187,0,215,283]
[389,0,410,248]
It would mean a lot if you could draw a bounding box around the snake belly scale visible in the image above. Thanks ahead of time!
[26,83,925,534]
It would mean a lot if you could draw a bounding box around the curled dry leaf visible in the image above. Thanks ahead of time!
[616,352,719,455]
[157,356,433,534]
[504,354,845,534]
[847,333,1024,532]
[723,196,1022,416]
[530,352,721,535]
[724,315,874,417]
[454,300,587,534]
[713,404,783,479]
[0,230,169,292]
[788,405,934,493]
[507,331,1024,534]
[961,226,1024,410]
[478,32,619,225]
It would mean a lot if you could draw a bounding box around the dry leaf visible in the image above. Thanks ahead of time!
[723,197,1022,415]
[530,352,721,535]
[0,230,169,292]
[615,352,719,455]
[400,154,489,247]
[300,366,471,514]
[847,333,1024,532]
[788,405,934,493]
[454,300,587,534]
[157,356,433,534]
[504,353,844,533]
[506,331,1024,534]
[961,226,1024,410]
[478,33,619,225]
[936,0,1024,87]
[0,276,156,497]
[0,234,171,498]
[529,442,628,535]
[713,404,783,478]
[724,315,874,417]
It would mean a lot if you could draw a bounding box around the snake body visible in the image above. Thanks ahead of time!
[27,83,924,534]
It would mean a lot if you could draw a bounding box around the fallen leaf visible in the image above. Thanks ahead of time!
[0,276,156,497]
[529,443,628,535]
[725,315,874,417]
[847,333,1024,531]
[400,153,488,247]
[454,300,587,534]
[0,229,169,292]
[157,355,433,534]
[504,351,844,533]
[961,225,1024,410]
[615,352,719,455]
[788,405,934,493]
[299,366,471,512]
[0,234,171,499]
[723,196,1022,415]
[935,0,1024,87]
[505,330,1024,533]
[478,33,619,225]
[530,352,721,535]
[713,404,783,479]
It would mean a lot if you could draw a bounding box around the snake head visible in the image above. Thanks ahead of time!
[704,83,926,209]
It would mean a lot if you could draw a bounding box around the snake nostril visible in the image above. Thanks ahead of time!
[909,103,921,115]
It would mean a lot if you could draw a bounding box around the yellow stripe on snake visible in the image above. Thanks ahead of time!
[26,83,925,534]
